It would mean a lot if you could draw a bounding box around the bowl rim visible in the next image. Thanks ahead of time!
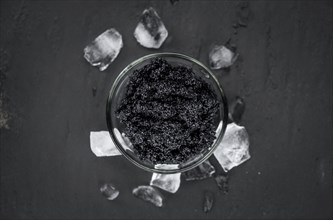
[106,52,228,174]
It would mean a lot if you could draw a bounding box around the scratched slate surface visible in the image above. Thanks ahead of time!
[0,0,332,219]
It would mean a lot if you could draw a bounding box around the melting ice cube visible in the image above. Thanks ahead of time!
[183,160,215,181]
[134,7,168,49]
[203,191,214,213]
[228,96,245,124]
[90,131,121,157]
[209,45,237,69]
[84,28,123,71]
[150,173,181,193]
[99,183,119,200]
[132,185,163,207]
[213,123,250,172]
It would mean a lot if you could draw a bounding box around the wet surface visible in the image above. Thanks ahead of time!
[0,0,332,219]
[203,191,214,213]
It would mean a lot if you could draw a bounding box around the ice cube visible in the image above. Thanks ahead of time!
[99,183,119,200]
[134,7,168,49]
[228,96,245,124]
[183,160,215,181]
[90,131,121,157]
[84,28,123,71]
[203,191,214,213]
[215,174,229,194]
[132,185,163,207]
[150,172,181,193]
[213,123,250,172]
[209,45,237,69]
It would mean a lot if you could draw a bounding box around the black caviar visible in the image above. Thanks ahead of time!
[116,58,220,164]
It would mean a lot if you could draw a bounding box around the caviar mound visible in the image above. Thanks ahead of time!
[116,58,220,164]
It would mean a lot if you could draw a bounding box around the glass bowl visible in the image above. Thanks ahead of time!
[106,53,228,174]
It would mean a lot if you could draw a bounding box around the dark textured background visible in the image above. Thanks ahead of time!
[0,0,332,219]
